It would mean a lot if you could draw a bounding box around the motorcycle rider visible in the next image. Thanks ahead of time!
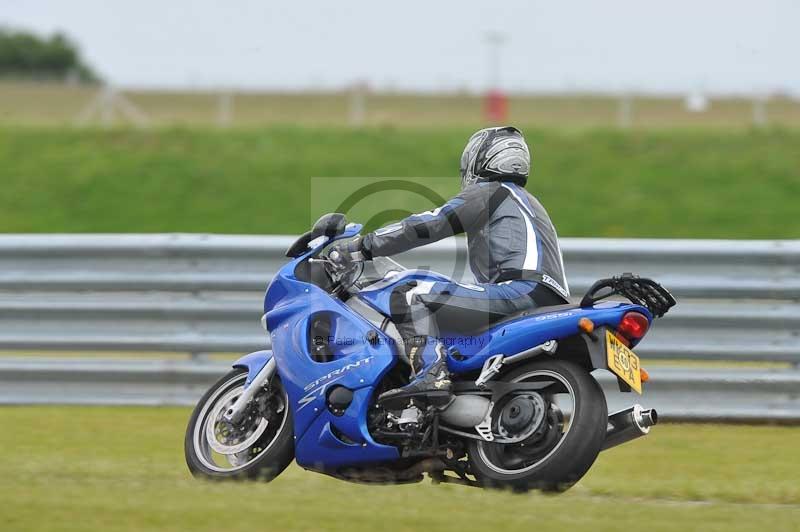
[337,126,570,406]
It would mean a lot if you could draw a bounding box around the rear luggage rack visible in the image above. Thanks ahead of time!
[580,273,676,318]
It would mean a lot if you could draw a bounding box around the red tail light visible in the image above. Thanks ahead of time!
[617,312,650,340]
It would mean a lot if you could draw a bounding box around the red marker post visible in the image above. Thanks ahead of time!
[484,89,508,123]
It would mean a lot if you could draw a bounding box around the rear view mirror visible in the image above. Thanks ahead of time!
[312,213,347,238]
[285,213,349,258]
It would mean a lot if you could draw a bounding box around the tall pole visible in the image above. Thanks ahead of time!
[484,32,508,123]
[485,31,506,91]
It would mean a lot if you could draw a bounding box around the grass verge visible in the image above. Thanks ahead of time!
[3,406,799,532]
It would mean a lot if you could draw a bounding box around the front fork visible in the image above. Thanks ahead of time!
[223,358,277,424]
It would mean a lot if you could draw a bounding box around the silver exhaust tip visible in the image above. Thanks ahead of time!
[601,404,658,451]
[640,406,658,428]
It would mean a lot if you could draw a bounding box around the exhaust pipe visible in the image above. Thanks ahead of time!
[440,395,491,428]
[601,404,658,451]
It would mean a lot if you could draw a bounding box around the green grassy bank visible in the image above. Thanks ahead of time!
[1,127,798,237]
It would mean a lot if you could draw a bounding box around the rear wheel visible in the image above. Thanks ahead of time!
[467,359,607,493]
[184,368,294,481]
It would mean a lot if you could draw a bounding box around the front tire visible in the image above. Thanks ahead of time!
[467,359,607,493]
[184,368,294,481]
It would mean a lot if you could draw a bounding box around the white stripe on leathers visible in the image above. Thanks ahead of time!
[502,184,540,271]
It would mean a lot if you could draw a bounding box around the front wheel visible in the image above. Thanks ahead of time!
[185,368,294,481]
[467,359,607,493]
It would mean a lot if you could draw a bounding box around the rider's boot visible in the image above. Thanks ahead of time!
[378,337,453,408]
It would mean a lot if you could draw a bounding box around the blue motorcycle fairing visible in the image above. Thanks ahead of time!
[295,386,396,468]
[262,226,400,469]
[232,350,273,387]
[265,280,398,437]
[439,301,652,374]
[356,269,454,316]
[247,223,653,471]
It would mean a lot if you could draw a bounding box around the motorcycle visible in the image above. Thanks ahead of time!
[185,213,676,492]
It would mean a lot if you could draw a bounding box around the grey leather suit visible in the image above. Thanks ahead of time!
[362,180,569,301]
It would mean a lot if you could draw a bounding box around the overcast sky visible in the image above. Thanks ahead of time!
[2,0,798,95]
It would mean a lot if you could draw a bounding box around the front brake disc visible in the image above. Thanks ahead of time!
[205,388,268,455]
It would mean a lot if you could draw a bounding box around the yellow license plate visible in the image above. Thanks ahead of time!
[606,330,642,394]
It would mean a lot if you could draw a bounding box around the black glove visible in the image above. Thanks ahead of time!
[329,236,366,267]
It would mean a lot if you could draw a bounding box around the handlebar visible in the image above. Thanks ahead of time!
[310,249,364,296]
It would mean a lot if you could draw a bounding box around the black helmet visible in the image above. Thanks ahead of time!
[460,126,530,189]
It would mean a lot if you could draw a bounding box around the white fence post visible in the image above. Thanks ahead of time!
[617,94,633,129]
[752,96,768,127]
[217,91,234,128]
[348,82,367,127]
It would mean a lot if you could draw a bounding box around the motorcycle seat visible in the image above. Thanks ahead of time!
[418,292,576,334]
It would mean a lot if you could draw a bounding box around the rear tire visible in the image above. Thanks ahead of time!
[467,359,607,493]
[184,368,294,481]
